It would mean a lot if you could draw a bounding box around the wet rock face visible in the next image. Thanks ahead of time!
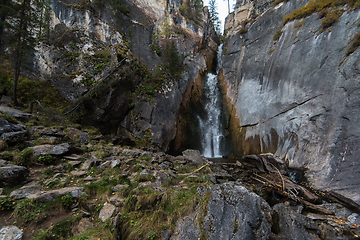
[222,0,360,202]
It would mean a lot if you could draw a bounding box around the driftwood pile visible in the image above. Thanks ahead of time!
[230,153,360,216]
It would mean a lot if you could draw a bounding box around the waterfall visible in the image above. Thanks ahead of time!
[199,44,224,158]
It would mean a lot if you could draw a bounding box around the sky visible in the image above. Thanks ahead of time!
[203,0,237,32]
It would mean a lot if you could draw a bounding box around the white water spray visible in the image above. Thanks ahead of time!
[199,45,224,158]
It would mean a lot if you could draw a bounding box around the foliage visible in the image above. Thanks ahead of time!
[14,199,48,223]
[321,8,343,29]
[180,0,203,24]
[160,40,185,80]
[33,217,82,240]
[209,0,221,34]
[347,31,360,55]
[118,187,199,239]
[111,0,130,17]
[0,198,16,211]
[283,0,346,25]
[14,148,34,167]
[273,30,283,41]
[38,154,54,165]
[61,193,75,209]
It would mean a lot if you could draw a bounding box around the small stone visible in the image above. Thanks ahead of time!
[99,202,116,222]
[67,160,82,167]
[111,160,121,168]
[0,165,30,186]
[98,161,111,169]
[64,154,83,161]
[140,169,152,176]
[30,143,70,156]
[1,131,28,144]
[72,218,93,236]
[71,171,87,177]
[112,184,129,192]
[84,176,94,181]
[109,196,124,207]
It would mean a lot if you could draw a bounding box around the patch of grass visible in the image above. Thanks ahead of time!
[13,148,36,167]
[0,198,16,211]
[118,187,199,239]
[0,112,18,124]
[38,155,54,165]
[32,216,83,240]
[14,199,49,223]
[283,0,345,25]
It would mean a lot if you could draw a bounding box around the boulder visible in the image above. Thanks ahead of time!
[81,156,101,170]
[172,182,272,240]
[112,184,129,192]
[99,202,116,222]
[30,143,70,156]
[0,105,34,121]
[72,218,93,236]
[154,170,171,186]
[42,128,65,137]
[27,187,85,202]
[182,149,207,164]
[70,170,87,177]
[272,203,321,240]
[66,128,89,145]
[0,165,29,186]
[10,182,43,200]
[1,131,28,144]
[122,149,143,157]
[0,225,23,240]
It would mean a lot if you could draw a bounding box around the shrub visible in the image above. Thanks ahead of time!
[321,9,343,29]
[347,31,360,55]
[238,27,248,34]
[283,0,345,25]
[273,30,283,41]
[38,155,54,165]
[14,148,35,167]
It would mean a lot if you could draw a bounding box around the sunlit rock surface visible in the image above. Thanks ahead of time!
[222,0,360,202]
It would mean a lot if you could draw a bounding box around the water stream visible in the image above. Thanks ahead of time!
[198,44,225,158]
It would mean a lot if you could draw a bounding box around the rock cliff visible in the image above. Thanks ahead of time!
[222,0,360,202]
[33,0,219,151]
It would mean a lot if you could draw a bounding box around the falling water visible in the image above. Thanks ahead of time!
[198,45,224,158]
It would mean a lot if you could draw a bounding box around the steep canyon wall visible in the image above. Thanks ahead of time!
[33,0,219,151]
[222,0,360,202]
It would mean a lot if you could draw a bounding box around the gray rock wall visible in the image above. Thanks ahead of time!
[222,0,360,202]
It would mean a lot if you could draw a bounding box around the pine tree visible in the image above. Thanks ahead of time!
[10,0,37,105]
[209,0,221,34]
[0,0,15,52]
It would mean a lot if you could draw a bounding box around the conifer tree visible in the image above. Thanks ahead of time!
[209,0,221,34]
[11,0,35,105]
[0,0,14,52]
